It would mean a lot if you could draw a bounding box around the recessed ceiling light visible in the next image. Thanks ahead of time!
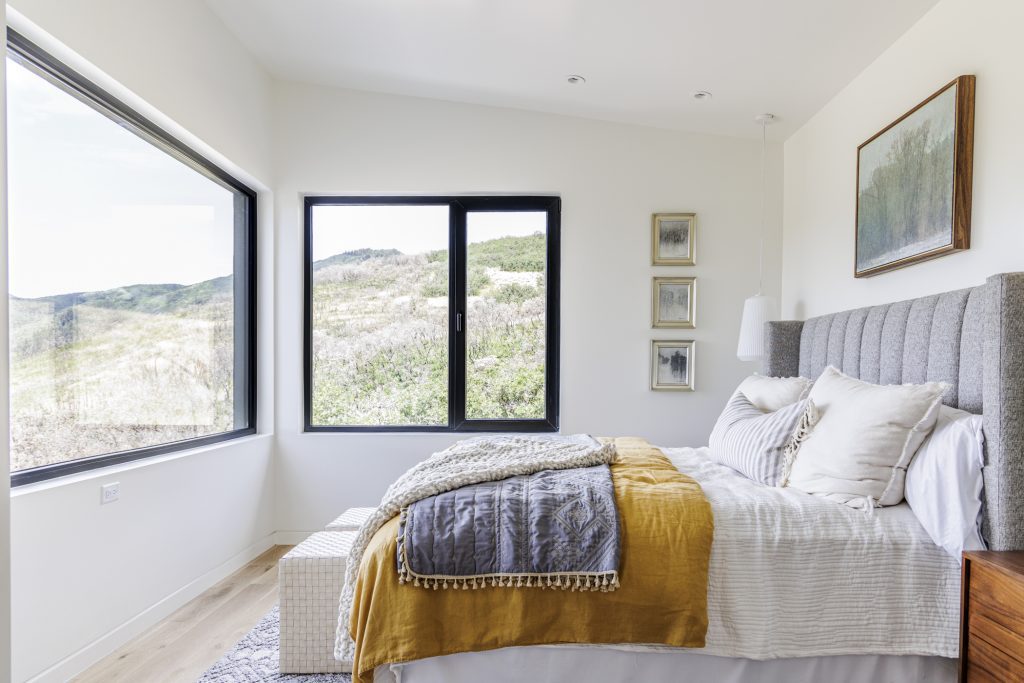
[567,75,586,85]
[692,90,713,101]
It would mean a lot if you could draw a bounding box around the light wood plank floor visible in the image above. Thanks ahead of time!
[75,545,292,683]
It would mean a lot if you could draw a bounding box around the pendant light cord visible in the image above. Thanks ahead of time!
[758,117,766,297]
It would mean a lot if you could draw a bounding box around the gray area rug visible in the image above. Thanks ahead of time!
[198,607,351,682]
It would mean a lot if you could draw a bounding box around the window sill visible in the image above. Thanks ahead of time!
[302,426,560,435]
[10,433,272,497]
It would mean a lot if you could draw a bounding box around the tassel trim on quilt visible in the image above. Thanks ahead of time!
[396,506,621,593]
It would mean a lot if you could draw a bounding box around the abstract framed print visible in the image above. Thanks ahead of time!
[651,339,694,391]
[652,213,696,266]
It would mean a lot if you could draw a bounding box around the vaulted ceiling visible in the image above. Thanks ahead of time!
[206,0,939,139]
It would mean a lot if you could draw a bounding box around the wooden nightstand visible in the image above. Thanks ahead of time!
[960,551,1024,682]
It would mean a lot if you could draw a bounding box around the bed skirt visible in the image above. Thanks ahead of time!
[376,647,956,683]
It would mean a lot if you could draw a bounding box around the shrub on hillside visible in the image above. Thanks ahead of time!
[494,283,537,305]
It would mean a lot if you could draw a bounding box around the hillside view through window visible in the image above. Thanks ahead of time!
[6,52,254,477]
[307,200,555,429]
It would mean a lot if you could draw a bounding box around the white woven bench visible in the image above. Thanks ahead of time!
[278,530,355,673]
[325,506,375,532]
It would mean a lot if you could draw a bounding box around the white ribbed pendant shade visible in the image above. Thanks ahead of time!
[736,295,776,362]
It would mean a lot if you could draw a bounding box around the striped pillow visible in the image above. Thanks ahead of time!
[708,392,811,486]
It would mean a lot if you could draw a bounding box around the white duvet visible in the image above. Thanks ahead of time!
[664,446,960,659]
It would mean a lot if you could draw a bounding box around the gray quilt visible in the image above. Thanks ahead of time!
[397,464,621,591]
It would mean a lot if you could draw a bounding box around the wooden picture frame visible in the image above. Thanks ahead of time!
[652,277,696,328]
[652,213,697,265]
[854,75,975,278]
[651,340,695,391]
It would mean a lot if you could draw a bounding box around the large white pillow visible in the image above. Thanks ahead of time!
[905,405,986,561]
[708,391,812,486]
[735,374,813,413]
[783,366,947,508]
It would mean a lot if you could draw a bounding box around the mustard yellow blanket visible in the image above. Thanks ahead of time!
[349,437,713,682]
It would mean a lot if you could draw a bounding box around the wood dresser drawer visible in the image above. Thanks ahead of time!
[969,609,1024,669]
[961,552,1024,683]
[966,634,1024,683]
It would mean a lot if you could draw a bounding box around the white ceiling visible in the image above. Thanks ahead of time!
[204,0,939,140]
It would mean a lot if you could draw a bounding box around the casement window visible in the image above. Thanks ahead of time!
[6,31,257,485]
[304,196,559,432]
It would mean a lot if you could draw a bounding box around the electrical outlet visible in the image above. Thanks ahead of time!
[101,482,120,505]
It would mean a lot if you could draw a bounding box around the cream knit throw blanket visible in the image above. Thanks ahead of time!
[334,434,618,667]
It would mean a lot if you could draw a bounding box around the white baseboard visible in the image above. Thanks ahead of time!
[24,533,277,683]
[274,530,318,545]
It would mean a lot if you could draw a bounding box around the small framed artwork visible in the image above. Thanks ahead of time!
[855,75,975,277]
[651,213,697,265]
[652,277,696,328]
[651,340,695,392]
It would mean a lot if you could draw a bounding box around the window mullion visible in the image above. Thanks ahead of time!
[450,201,468,429]
[545,200,561,430]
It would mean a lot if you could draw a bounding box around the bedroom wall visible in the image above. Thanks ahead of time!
[781,0,1024,318]
[5,4,277,682]
[272,81,783,535]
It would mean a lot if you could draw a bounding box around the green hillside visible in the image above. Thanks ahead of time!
[9,275,236,472]
[427,232,546,272]
[310,234,546,425]
[12,275,233,315]
[312,248,402,271]
[9,234,546,471]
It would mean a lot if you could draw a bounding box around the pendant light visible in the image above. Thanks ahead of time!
[736,113,776,362]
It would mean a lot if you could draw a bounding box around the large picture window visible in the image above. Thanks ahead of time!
[304,196,559,432]
[7,32,257,485]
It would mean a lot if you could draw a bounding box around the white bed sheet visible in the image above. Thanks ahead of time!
[373,446,961,681]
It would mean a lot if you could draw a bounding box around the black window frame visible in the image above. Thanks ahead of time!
[303,195,560,433]
[7,29,258,487]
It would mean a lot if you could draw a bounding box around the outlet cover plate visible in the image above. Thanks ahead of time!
[101,482,120,505]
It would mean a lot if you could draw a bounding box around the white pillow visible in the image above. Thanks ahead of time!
[905,405,986,561]
[735,374,813,413]
[783,366,947,508]
[708,392,812,486]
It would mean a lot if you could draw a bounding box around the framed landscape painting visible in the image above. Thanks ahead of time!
[854,75,975,278]
[652,213,696,265]
[651,340,694,391]
[652,277,696,328]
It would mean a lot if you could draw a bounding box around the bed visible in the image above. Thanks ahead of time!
[367,272,1024,682]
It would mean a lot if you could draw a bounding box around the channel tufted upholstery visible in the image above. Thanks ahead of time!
[763,273,1024,551]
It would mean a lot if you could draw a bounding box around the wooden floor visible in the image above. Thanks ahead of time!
[75,545,292,683]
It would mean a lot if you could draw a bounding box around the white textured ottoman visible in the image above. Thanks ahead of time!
[325,506,375,532]
[278,531,356,673]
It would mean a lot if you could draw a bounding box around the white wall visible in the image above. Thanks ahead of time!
[2,9,13,682]
[11,439,274,682]
[5,3,277,681]
[6,0,274,182]
[273,81,783,534]
[781,0,1024,318]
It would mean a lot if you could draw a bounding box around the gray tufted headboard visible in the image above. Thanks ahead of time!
[763,273,1024,551]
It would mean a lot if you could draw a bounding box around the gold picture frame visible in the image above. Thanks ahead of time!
[651,340,695,391]
[652,277,696,329]
[652,213,697,266]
